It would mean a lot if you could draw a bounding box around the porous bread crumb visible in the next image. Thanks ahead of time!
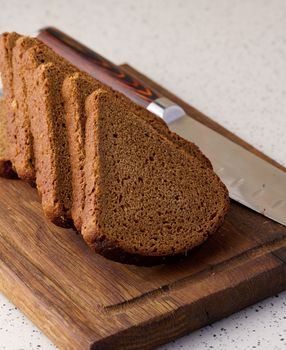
[25,62,77,227]
[0,32,21,163]
[82,89,229,264]
[0,98,17,178]
[62,72,107,231]
[63,72,213,232]
[13,37,77,183]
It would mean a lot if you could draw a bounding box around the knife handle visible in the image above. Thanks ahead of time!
[37,27,159,108]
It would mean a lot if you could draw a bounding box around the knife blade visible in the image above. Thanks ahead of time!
[167,105,286,226]
[12,27,286,226]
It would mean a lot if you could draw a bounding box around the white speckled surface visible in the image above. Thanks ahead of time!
[0,0,285,349]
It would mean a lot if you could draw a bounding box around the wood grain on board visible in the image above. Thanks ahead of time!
[0,65,286,350]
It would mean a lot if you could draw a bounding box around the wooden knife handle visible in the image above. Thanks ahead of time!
[37,27,159,108]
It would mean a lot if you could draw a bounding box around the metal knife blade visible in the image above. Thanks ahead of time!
[171,113,286,226]
[147,97,286,226]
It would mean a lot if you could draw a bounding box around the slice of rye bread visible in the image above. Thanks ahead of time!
[62,72,108,230]
[0,32,21,164]
[0,98,17,178]
[63,73,212,232]
[25,62,77,227]
[11,36,43,183]
[12,38,77,184]
[82,89,229,265]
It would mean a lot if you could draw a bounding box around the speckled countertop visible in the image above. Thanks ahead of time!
[0,0,285,349]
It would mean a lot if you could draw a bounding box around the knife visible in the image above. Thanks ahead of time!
[17,27,286,226]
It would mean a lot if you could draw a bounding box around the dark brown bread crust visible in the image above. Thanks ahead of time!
[90,235,184,266]
[0,160,18,178]
[0,32,21,166]
[90,207,228,266]
[82,90,229,264]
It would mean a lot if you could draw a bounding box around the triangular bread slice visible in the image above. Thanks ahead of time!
[63,73,212,231]
[82,89,229,265]
[12,38,76,184]
[0,32,21,164]
[62,72,107,230]
[11,36,42,183]
[25,61,77,227]
[0,98,17,178]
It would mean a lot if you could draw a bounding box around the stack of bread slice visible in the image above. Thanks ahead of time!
[0,32,229,265]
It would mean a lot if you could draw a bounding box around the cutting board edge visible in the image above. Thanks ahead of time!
[1,235,286,350]
[89,257,286,350]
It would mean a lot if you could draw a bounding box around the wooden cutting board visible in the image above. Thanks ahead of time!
[0,64,286,350]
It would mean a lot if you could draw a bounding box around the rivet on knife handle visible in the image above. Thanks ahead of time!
[37,27,185,123]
